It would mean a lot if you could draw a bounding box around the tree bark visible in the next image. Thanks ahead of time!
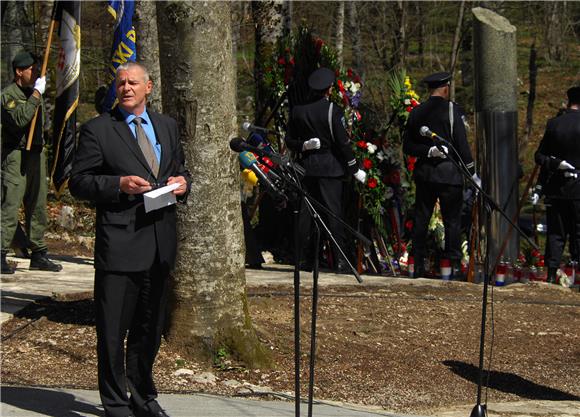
[449,0,465,101]
[2,1,33,86]
[415,3,425,67]
[347,1,363,78]
[282,0,292,38]
[522,40,537,151]
[334,1,345,67]
[157,1,272,368]
[135,0,163,113]
[251,0,284,126]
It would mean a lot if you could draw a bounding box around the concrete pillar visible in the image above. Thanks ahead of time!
[472,7,519,266]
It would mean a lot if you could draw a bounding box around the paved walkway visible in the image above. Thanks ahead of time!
[2,255,579,417]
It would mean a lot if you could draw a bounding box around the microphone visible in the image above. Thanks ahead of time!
[238,151,286,201]
[242,121,277,136]
[230,137,264,155]
[419,126,449,143]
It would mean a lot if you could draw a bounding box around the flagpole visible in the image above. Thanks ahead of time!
[26,3,58,151]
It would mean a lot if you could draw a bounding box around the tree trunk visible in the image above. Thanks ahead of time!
[545,1,566,63]
[334,1,345,67]
[134,0,163,113]
[347,1,363,78]
[282,0,292,38]
[391,1,407,68]
[522,39,537,152]
[2,1,33,86]
[157,1,272,368]
[449,0,465,101]
[415,2,425,67]
[251,0,284,126]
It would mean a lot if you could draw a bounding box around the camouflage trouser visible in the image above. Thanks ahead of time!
[1,149,48,252]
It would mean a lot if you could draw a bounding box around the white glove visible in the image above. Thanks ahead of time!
[472,173,482,189]
[353,169,367,184]
[529,193,540,205]
[558,160,575,170]
[302,138,321,151]
[33,76,46,95]
[428,145,448,159]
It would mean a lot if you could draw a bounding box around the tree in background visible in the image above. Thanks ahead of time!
[134,0,162,113]
[156,0,271,368]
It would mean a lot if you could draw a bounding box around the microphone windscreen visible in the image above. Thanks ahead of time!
[229,137,246,152]
[238,151,257,169]
[419,126,431,137]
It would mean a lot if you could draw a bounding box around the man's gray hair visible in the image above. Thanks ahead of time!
[116,61,150,82]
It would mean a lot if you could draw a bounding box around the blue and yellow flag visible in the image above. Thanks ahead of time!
[51,1,81,195]
[102,0,136,112]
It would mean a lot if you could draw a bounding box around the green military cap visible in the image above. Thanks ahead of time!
[12,51,36,70]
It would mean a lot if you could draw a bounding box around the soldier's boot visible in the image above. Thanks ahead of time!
[547,267,558,284]
[1,251,15,274]
[29,250,63,272]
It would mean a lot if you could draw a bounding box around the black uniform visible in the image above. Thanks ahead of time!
[403,95,475,272]
[286,97,358,269]
[534,108,580,272]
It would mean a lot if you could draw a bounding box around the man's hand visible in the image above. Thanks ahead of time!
[428,145,448,159]
[558,160,575,170]
[529,193,540,205]
[119,175,152,194]
[302,138,321,151]
[33,76,46,95]
[472,173,482,189]
[167,176,188,196]
[353,169,367,184]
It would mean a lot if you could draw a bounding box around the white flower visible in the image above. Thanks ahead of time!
[351,83,361,93]
[384,186,394,199]
[404,99,411,105]
[367,143,377,154]
[377,151,385,161]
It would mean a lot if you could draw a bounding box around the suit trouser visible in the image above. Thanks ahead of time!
[299,176,346,266]
[412,180,463,269]
[545,198,580,268]
[1,149,48,252]
[95,263,169,417]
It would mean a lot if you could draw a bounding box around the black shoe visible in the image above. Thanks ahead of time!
[29,251,62,272]
[1,251,15,274]
[412,267,425,278]
[547,267,557,284]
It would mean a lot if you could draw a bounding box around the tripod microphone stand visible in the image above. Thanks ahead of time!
[424,131,539,417]
[274,158,370,417]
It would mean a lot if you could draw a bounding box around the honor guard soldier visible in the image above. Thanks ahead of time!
[403,72,478,278]
[1,51,62,274]
[533,86,580,283]
[286,67,366,273]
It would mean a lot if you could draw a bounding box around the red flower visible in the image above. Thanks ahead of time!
[315,38,324,54]
[289,57,295,66]
[531,249,541,258]
[354,75,361,83]
[347,68,353,77]
[356,140,367,149]
[537,259,545,267]
[355,110,362,121]
[277,57,286,65]
[406,106,413,112]
[363,158,373,170]
[337,79,345,92]
[335,69,340,77]
[407,156,417,172]
[411,99,418,107]
[405,220,413,230]
[368,178,378,188]
[389,171,401,185]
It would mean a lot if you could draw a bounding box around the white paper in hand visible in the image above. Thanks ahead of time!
[143,183,180,213]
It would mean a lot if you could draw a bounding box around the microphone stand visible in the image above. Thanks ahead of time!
[273,158,370,417]
[429,138,539,417]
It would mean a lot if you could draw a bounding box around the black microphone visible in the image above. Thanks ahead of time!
[239,151,286,201]
[242,121,277,136]
[419,126,449,143]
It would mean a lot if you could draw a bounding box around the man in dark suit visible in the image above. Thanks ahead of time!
[285,67,366,273]
[403,72,477,279]
[70,62,190,417]
[533,86,580,283]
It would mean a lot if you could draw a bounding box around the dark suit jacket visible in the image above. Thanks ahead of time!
[403,96,475,185]
[285,98,358,177]
[534,109,580,199]
[69,108,190,272]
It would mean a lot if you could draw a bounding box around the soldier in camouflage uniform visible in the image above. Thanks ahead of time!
[1,51,61,274]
